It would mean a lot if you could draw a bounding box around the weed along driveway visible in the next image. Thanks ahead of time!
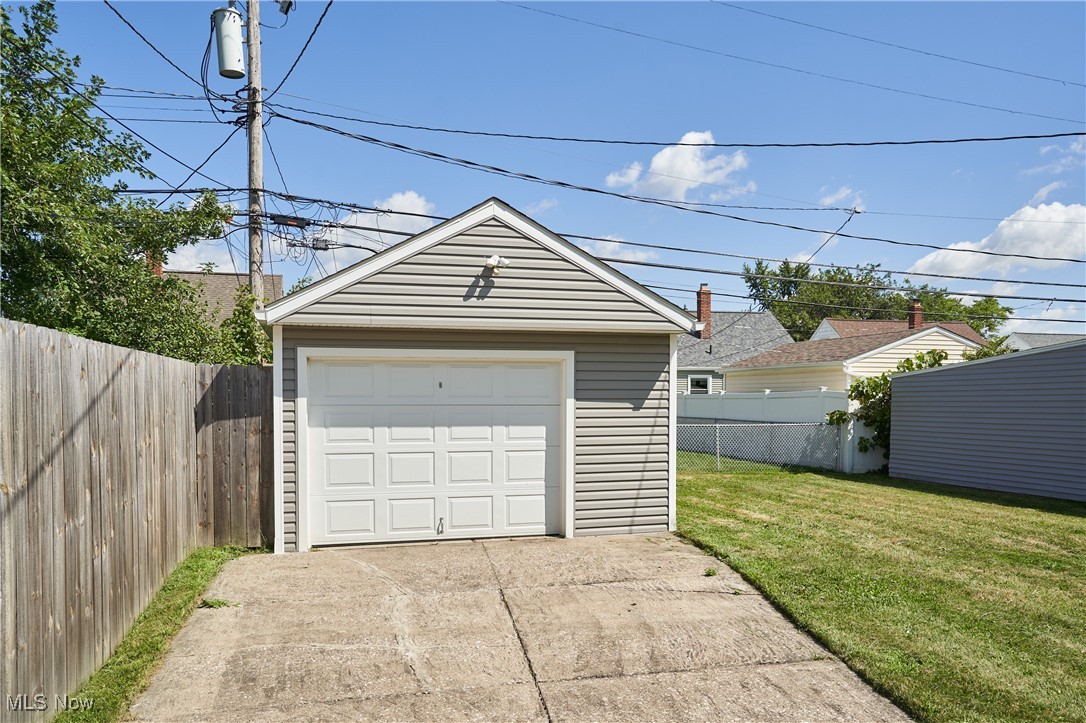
[131,535,906,722]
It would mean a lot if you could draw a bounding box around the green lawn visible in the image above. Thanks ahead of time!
[677,462,1086,723]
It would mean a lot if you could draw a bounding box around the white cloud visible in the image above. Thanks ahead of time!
[818,185,865,210]
[524,198,558,215]
[605,132,751,202]
[580,235,658,262]
[1022,138,1085,176]
[1029,180,1066,205]
[165,237,241,273]
[1003,305,1086,334]
[908,202,1086,276]
[605,162,643,188]
[319,191,437,271]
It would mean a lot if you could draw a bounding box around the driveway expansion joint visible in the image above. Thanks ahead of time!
[482,540,553,723]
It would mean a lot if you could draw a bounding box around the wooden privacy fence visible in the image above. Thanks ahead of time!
[0,319,271,719]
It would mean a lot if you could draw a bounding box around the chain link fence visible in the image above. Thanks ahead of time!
[677,422,841,473]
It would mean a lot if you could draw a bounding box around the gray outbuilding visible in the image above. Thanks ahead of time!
[260,198,701,551]
[889,340,1086,502]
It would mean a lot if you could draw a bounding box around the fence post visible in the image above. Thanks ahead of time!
[715,424,721,471]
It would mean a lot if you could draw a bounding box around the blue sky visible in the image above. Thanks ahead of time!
[42,1,1086,332]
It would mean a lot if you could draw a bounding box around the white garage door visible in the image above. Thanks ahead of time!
[306,359,561,545]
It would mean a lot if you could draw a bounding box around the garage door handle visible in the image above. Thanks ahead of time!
[437,517,445,535]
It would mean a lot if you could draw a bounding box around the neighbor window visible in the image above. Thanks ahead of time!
[688,375,711,394]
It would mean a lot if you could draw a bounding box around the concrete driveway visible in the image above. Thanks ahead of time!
[131,534,907,722]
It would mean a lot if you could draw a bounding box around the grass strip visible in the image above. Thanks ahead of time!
[56,546,249,722]
[677,462,1086,722]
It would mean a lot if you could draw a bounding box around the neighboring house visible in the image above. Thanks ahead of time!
[722,325,981,392]
[259,198,701,552]
[1006,331,1086,351]
[165,271,285,325]
[809,311,985,345]
[677,284,793,394]
[890,340,1086,502]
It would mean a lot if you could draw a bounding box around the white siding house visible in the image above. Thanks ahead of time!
[259,198,700,552]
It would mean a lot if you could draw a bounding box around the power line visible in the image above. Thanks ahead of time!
[265,100,1086,148]
[591,257,1085,305]
[102,0,209,92]
[267,110,1086,264]
[712,1,1086,89]
[498,2,1085,125]
[641,284,1086,326]
[155,126,243,207]
[109,117,223,124]
[263,0,334,101]
[804,210,856,262]
[112,186,1086,287]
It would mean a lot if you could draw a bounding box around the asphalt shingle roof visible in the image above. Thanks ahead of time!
[726,326,974,369]
[821,318,984,344]
[677,311,793,369]
[165,271,284,325]
[1007,332,1086,350]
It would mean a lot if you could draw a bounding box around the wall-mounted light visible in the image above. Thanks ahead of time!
[484,255,511,275]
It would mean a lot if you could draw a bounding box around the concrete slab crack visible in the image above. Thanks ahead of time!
[482,541,553,723]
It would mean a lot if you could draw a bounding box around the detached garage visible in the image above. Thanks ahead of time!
[261,198,700,552]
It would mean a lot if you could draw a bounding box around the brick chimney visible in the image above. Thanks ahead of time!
[908,299,923,329]
[146,251,163,277]
[696,283,712,339]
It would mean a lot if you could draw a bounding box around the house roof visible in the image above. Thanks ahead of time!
[165,271,284,325]
[677,311,793,369]
[1006,332,1086,350]
[260,197,700,332]
[726,326,978,370]
[820,317,984,344]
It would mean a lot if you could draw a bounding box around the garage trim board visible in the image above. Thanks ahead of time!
[291,347,575,551]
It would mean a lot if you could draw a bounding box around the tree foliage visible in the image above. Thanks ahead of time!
[0,2,269,363]
[743,260,1012,341]
[961,335,1014,361]
[827,349,949,462]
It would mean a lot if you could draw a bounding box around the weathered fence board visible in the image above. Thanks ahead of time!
[0,319,273,720]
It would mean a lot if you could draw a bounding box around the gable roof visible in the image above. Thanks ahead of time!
[260,198,699,332]
[165,271,284,325]
[1006,332,1086,350]
[726,326,979,370]
[819,317,984,344]
[677,311,793,369]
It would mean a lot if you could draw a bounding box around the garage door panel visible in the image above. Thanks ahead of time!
[323,410,374,444]
[448,451,493,485]
[387,453,436,487]
[388,409,436,443]
[386,364,436,397]
[388,498,436,533]
[307,359,561,545]
[324,500,375,537]
[448,496,495,532]
[324,453,374,491]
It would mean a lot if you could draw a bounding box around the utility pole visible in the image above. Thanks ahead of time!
[246,0,265,308]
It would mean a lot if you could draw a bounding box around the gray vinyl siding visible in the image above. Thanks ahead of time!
[889,342,1086,501]
[287,220,683,332]
[281,327,672,550]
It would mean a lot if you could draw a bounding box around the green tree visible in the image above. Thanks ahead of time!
[218,288,272,364]
[827,349,949,462]
[1,1,234,362]
[961,335,1014,361]
[743,262,1012,341]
